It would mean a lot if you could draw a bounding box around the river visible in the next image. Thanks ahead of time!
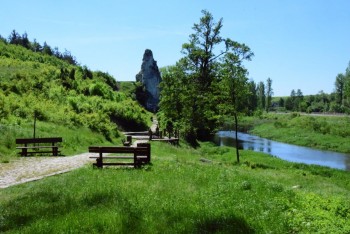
[214,131,350,171]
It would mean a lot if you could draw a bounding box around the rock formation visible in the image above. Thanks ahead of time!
[135,49,162,112]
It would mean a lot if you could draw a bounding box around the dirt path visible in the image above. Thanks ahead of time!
[0,153,95,189]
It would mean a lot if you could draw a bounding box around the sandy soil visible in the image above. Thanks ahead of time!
[0,153,95,189]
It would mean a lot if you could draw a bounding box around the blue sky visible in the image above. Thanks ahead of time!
[1,0,350,96]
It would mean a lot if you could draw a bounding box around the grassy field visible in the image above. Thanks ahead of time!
[1,141,349,233]
[240,113,350,154]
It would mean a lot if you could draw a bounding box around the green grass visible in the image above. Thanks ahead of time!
[243,113,350,153]
[1,141,349,233]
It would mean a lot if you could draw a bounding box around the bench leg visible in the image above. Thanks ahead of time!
[134,159,142,169]
[53,147,58,156]
[21,148,27,157]
[96,151,104,169]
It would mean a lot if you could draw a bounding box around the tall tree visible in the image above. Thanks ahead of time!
[42,42,53,56]
[257,81,266,110]
[181,10,252,141]
[220,55,250,162]
[8,30,21,45]
[247,80,258,114]
[265,77,273,112]
[159,10,253,146]
[335,74,345,105]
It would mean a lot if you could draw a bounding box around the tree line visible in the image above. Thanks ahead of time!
[275,62,350,113]
[0,30,77,65]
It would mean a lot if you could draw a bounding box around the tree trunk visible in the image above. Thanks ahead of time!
[234,112,240,163]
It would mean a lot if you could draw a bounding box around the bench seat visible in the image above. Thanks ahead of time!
[89,155,148,159]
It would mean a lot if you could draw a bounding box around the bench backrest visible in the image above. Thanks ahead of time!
[16,137,63,144]
[89,146,149,155]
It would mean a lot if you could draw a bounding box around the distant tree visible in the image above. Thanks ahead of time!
[62,49,77,65]
[265,77,273,112]
[30,39,42,52]
[246,80,258,114]
[82,66,93,79]
[42,42,53,56]
[334,73,345,105]
[257,81,266,110]
[21,32,30,49]
[278,98,284,108]
[8,30,21,45]
[53,47,62,58]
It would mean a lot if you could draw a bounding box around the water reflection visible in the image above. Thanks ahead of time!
[214,131,350,171]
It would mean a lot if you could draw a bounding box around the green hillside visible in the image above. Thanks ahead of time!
[0,40,151,159]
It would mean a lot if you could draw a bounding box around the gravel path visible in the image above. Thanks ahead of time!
[0,153,95,189]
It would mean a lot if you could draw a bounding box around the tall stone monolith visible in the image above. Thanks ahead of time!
[135,49,162,112]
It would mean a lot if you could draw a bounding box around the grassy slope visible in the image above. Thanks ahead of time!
[0,41,151,160]
[1,142,349,233]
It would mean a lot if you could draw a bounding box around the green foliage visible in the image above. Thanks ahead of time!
[287,193,350,233]
[0,39,150,158]
[159,10,253,144]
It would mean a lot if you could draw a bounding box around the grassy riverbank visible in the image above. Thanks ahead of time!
[241,113,350,154]
[1,141,349,233]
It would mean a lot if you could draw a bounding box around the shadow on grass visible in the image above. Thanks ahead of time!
[196,215,255,233]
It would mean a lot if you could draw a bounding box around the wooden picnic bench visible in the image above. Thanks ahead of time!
[89,143,151,168]
[16,137,62,156]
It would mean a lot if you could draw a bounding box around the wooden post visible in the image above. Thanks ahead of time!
[33,111,37,139]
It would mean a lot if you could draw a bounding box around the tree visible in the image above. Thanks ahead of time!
[30,39,42,52]
[8,30,21,45]
[335,74,345,105]
[220,54,251,162]
[42,42,53,56]
[21,32,30,49]
[159,10,253,148]
[257,81,265,110]
[265,77,273,112]
[246,80,258,114]
[180,10,252,141]
[278,98,284,108]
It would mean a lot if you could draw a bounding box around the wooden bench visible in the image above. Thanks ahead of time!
[16,137,62,156]
[89,143,151,168]
[122,135,132,146]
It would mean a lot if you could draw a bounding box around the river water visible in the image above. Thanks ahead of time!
[214,131,350,171]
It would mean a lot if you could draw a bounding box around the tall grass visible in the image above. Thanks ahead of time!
[1,142,349,233]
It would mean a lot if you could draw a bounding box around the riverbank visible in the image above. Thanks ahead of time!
[1,141,350,233]
[240,113,350,154]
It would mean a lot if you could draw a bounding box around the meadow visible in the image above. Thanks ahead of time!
[1,141,349,233]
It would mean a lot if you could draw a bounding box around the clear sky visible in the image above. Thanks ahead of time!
[1,0,350,96]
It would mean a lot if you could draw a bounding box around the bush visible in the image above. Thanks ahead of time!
[287,193,350,233]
